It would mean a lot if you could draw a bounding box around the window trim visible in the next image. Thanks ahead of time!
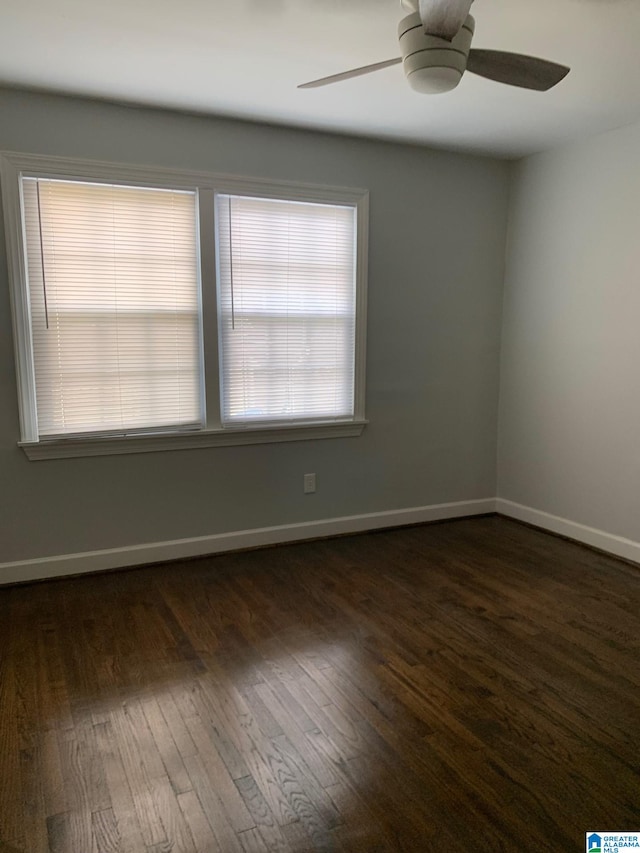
[0,151,369,459]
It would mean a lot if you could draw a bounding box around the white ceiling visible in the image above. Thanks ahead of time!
[1,0,640,158]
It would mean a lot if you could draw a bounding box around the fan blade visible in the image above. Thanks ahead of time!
[298,58,402,89]
[418,0,474,40]
[467,49,570,91]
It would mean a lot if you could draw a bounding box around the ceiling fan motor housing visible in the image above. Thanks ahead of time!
[399,13,475,93]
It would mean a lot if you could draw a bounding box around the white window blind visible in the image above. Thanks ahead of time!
[21,178,202,438]
[216,194,357,425]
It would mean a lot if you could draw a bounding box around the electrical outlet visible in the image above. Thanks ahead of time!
[304,473,316,494]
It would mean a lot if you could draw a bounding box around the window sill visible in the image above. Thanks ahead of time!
[19,420,368,460]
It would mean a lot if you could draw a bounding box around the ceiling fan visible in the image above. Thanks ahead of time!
[298,0,570,95]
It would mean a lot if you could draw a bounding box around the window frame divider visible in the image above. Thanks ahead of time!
[197,187,222,430]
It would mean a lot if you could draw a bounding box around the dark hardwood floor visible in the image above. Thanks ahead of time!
[1,516,639,852]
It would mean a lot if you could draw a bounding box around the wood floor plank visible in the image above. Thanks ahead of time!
[253,680,340,790]
[1,516,639,852]
[191,680,253,781]
[91,808,121,853]
[46,810,93,853]
[141,695,193,795]
[107,710,167,848]
[19,743,48,853]
[237,826,271,853]
[155,691,198,761]
[41,728,67,818]
[151,778,198,853]
[182,711,256,832]
[233,775,290,852]
[191,680,297,827]
[93,721,148,853]
[0,648,25,852]
[182,753,246,853]
[324,779,397,853]
[271,734,342,829]
[176,789,222,853]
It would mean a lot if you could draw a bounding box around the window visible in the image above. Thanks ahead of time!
[216,195,356,426]
[21,178,202,438]
[1,153,368,459]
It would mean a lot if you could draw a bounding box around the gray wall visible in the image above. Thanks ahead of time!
[499,118,640,542]
[0,89,509,564]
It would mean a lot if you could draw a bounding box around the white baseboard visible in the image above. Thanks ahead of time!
[496,499,640,566]
[0,498,496,586]
[4,498,637,586]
